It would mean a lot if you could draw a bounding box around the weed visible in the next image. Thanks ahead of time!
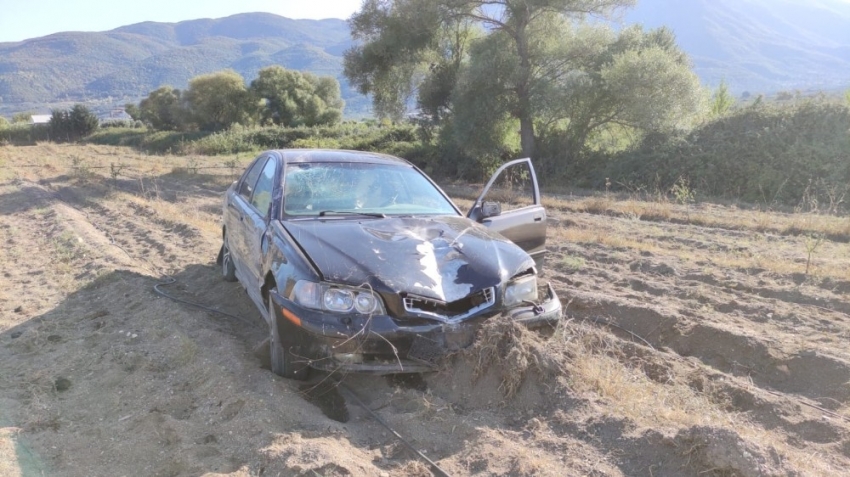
[109,162,127,186]
[224,157,240,179]
[70,155,91,180]
[54,231,82,263]
[804,233,825,276]
[186,156,199,175]
[558,255,586,272]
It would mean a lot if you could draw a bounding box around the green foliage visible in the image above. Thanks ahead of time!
[845,89,850,107]
[185,70,255,131]
[0,116,8,128]
[0,123,50,144]
[48,104,99,142]
[710,80,735,116]
[449,21,705,179]
[139,87,183,131]
[345,0,639,157]
[124,103,141,121]
[85,122,429,160]
[11,112,32,124]
[605,97,850,206]
[250,66,344,127]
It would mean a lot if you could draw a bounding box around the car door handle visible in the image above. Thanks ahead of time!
[534,215,543,222]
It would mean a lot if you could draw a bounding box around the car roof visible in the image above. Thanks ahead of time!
[273,149,413,166]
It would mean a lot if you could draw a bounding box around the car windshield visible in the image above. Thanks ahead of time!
[283,162,458,217]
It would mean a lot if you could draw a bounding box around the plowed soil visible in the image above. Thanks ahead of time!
[2,144,850,476]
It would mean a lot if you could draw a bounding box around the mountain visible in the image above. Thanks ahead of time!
[2,3,850,117]
[0,13,368,116]
[624,0,850,93]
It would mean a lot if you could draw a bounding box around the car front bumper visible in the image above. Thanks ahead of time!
[270,283,562,375]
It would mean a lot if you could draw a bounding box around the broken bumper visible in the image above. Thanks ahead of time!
[270,283,561,375]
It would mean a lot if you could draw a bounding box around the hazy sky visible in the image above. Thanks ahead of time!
[0,0,364,42]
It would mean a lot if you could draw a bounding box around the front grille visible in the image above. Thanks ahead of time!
[402,287,495,322]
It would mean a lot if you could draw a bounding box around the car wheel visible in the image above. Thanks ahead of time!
[269,295,310,380]
[221,240,237,282]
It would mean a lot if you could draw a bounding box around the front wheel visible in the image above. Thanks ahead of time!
[220,240,237,282]
[269,295,310,380]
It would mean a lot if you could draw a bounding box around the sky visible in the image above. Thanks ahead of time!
[0,0,363,42]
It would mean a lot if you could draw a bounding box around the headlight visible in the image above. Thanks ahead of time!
[504,275,538,307]
[291,280,385,315]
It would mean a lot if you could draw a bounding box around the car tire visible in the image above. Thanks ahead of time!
[269,295,310,380]
[221,240,237,282]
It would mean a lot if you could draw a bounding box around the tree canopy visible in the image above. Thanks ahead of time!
[131,66,344,132]
[344,0,654,158]
[250,66,344,127]
[184,70,255,132]
[48,104,99,142]
[138,86,183,131]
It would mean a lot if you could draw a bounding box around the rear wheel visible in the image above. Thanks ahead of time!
[220,239,237,282]
[269,295,310,380]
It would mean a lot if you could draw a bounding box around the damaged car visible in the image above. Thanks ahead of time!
[217,149,561,380]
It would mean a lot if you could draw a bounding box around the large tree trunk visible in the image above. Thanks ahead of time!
[514,10,535,159]
[519,111,535,159]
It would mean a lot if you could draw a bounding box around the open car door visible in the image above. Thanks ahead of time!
[467,158,547,268]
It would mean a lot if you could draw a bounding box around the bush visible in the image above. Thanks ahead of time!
[0,123,49,145]
[605,98,850,207]
[48,104,99,142]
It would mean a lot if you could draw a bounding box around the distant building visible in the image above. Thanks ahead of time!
[99,109,132,122]
[30,114,51,125]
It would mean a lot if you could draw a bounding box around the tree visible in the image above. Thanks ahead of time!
[249,66,344,127]
[345,0,637,158]
[138,86,183,131]
[184,70,255,131]
[48,104,98,141]
[11,112,32,124]
[710,80,735,117]
[451,21,704,175]
[0,116,8,128]
[124,103,142,122]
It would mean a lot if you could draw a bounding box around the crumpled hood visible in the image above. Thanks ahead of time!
[282,216,534,303]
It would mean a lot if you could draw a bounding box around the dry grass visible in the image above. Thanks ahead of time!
[0,428,22,477]
[548,194,850,241]
[556,323,840,475]
[553,220,850,281]
[559,323,734,430]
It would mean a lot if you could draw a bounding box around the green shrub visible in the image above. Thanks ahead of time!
[604,98,850,207]
[0,123,49,145]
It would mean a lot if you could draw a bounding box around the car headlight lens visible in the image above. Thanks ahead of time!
[504,275,538,307]
[291,280,385,315]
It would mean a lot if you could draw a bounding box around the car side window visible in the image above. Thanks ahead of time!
[482,161,536,212]
[238,157,268,201]
[250,159,277,217]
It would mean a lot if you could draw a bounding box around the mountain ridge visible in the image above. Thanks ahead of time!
[2,3,849,116]
[0,14,362,116]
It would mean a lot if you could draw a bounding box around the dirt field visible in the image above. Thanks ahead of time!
[2,143,850,476]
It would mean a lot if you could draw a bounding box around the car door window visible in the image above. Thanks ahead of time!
[250,159,277,217]
[239,157,268,201]
[481,161,536,212]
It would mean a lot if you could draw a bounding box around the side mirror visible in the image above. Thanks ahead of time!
[481,201,501,219]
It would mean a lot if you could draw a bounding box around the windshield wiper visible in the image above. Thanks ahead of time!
[318,210,387,218]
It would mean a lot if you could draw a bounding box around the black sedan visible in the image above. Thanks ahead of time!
[217,149,561,380]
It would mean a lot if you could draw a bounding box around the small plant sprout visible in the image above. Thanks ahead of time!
[804,232,825,276]
[109,162,127,186]
[671,176,695,220]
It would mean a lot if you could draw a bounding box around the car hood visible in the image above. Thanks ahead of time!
[282,216,534,303]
